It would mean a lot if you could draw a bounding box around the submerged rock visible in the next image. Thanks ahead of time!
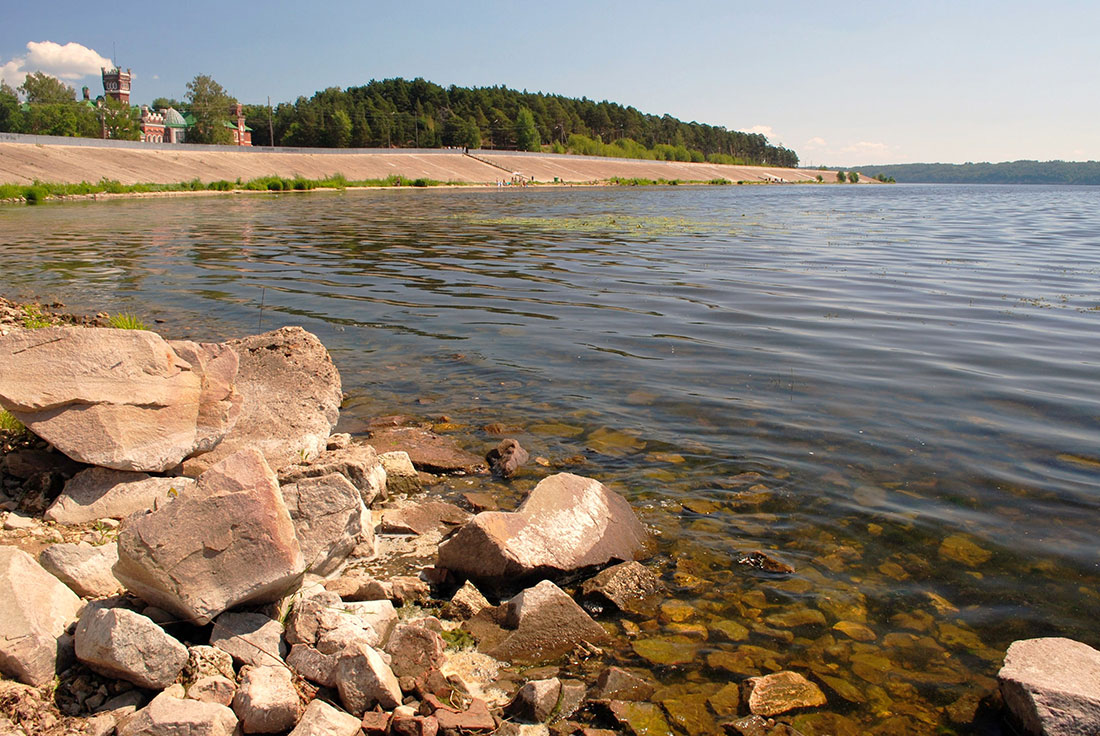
[113,448,305,625]
[368,427,486,475]
[998,637,1100,736]
[742,670,827,717]
[438,472,649,586]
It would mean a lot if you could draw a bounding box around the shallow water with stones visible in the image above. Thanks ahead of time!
[2,183,1099,734]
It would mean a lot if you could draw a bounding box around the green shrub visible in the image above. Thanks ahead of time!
[848,171,859,183]
[412,178,430,187]
[268,179,284,191]
[108,312,148,330]
[836,171,847,183]
[23,185,48,204]
[208,180,233,191]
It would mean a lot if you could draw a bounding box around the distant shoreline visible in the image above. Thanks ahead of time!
[0,139,874,198]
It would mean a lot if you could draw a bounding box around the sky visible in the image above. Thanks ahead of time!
[2,0,1098,167]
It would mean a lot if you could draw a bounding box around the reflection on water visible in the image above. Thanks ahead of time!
[3,184,1099,733]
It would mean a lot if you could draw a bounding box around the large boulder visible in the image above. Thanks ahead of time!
[183,327,342,475]
[0,547,84,686]
[0,328,239,472]
[45,467,197,524]
[464,580,607,664]
[39,541,123,598]
[998,637,1100,735]
[437,473,649,585]
[74,604,188,690]
[279,472,370,576]
[113,448,306,625]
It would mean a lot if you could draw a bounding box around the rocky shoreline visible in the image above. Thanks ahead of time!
[0,297,1097,736]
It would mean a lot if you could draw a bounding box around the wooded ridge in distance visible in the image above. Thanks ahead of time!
[230,78,798,167]
[853,160,1100,185]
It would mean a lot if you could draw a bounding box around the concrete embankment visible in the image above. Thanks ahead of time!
[0,136,860,186]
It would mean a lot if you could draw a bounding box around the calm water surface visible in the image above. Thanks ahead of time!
[3,184,1099,734]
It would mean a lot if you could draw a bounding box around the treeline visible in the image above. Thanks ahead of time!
[854,160,1100,185]
[0,74,140,140]
[241,77,798,167]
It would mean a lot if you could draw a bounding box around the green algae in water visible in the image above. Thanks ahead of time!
[459,214,735,237]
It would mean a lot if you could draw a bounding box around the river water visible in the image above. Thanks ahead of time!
[2,184,1098,734]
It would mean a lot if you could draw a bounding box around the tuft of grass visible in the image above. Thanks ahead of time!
[0,408,27,436]
[108,312,148,330]
[21,304,52,328]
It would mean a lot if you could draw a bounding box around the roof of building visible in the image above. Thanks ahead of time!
[163,108,187,127]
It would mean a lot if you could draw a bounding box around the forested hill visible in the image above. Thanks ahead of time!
[243,78,799,167]
[853,160,1100,185]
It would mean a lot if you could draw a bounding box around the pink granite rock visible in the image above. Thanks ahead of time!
[113,449,305,624]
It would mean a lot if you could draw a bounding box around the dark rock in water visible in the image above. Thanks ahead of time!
[592,666,656,701]
[743,670,826,717]
[580,561,666,618]
[720,715,770,736]
[998,637,1100,736]
[737,550,795,575]
[603,700,673,736]
[486,439,529,479]
[380,501,471,536]
[437,472,649,586]
[367,427,486,475]
[463,580,607,664]
[505,677,563,723]
[183,326,342,476]
[461,492,498,512]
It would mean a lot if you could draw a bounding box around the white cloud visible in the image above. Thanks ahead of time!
[805,136,827,148]
[0,41,111,88]
[745,125,775,137]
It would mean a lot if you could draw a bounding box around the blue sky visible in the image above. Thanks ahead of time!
[3,0,1097,166]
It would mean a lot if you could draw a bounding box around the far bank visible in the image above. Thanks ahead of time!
[0,135,874,189]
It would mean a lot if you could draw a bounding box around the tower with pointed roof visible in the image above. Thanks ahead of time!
[101,67,131,104]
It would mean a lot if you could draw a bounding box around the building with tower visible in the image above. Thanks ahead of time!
[101,67,131,105]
